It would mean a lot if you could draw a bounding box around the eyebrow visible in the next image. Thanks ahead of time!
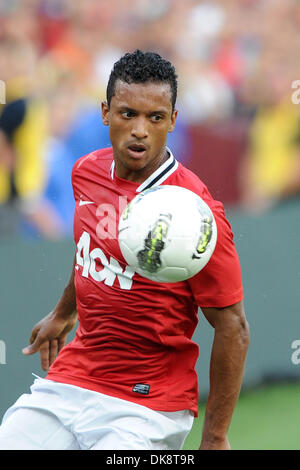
[150,109,168,115]
[118,106,168,115]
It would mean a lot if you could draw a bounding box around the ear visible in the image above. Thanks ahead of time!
[101,101,110,126]
[168,109,178,133]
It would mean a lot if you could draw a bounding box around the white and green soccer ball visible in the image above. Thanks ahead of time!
[118,185,217,283]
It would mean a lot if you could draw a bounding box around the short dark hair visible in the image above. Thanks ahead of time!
[106,49,178,111]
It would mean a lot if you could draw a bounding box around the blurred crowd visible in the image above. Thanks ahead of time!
[0,0,300,240]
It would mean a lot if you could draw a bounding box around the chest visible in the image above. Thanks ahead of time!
[74,175,136,259]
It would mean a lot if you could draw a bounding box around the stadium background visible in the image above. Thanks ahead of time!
[0,0,299,449]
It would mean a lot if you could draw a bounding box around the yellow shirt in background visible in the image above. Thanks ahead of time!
[248,99,300,198]
[0,78,48,204]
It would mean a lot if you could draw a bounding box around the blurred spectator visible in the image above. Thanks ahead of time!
[0,37,63,239]
[43,75,111,236]
[177,61,234,124]
[0,0,300,238]
[239,57,300,213]
[42,75,79,237]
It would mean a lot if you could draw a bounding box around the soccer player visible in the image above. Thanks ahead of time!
[0,50,249,450]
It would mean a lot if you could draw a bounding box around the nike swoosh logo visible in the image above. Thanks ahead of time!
[79,200,95,206]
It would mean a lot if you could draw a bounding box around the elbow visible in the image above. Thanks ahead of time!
[234,301,250,349]
[227,303,250,352]
[239,316,250,352]
[232,303,250,352]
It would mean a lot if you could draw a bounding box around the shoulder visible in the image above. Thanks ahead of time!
[72,147,113,178]
[172,162,225,215]
[170,162,234,243]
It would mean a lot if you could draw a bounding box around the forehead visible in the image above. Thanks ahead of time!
[111,80,173,111]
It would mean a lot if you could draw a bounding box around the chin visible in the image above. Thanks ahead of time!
[124,154,148,168]
[128,160,147,170]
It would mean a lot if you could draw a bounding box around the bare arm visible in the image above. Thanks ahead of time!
[22,255,78,370]
[199,300,250,450]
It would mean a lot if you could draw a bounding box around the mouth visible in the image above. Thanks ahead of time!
[127,143,147,159]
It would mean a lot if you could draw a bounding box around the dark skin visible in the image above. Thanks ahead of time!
[200,302,249,450]
[101,80,177,182]
[22,80,250,450]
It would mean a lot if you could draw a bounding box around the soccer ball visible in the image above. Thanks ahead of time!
[118,185,217,283]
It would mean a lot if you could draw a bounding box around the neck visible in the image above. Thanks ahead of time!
[114,147,170,183]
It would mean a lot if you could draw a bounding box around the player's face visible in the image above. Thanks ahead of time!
[101,80,177,182]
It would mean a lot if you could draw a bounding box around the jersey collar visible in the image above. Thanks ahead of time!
[110,147,178,193]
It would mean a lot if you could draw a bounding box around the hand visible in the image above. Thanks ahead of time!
[199,435,231,450]
[22,310,77,371]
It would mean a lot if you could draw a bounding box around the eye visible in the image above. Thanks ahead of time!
[150,114,163,122]
[121,111,135,119]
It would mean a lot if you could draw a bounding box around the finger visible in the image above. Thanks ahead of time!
[29,323,42,345]
[57,335,67,353]
[29,329,37,345]
[40,341,51,371]
[49,339,58,367]
[22,333,44,355]
[22,327,39,354]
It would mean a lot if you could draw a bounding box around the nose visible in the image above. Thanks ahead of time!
[131,117,148,139]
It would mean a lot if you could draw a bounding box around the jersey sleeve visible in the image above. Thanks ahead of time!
[71,158,81,202]
[187,201,243,308]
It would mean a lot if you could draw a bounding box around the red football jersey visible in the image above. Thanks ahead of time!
[46,147,243,416]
